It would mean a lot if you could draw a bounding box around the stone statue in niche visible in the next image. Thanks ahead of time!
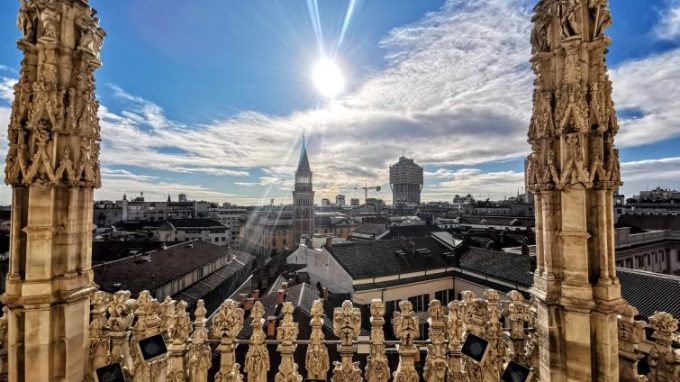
[560,0,583,38]
[39,4,61,41]
[589,0,612,38]
[531,0,552,53]
[77,11,104,59]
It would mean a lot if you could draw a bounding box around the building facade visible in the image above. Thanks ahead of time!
[292,140,314,245]
[389,156,423,205]
[155,218,230,246]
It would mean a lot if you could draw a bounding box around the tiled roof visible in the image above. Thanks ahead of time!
[382,225,435,239]
[617,268,680,319]
[94,240,249,295]
[91,240,165,265]
[173,250,255,308]
[165,218,225,228]
[458,247,534,286]
[330,237,454,279]
[618,214,680,231]
[459,215,535,227]
[352,223,388,236]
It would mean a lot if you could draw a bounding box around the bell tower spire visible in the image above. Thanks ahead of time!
[292,137,314,246]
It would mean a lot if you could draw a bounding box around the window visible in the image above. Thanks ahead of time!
[385,300,399,316]
[408,294,430,312]
[418,323,428,339]
[435,289,456,305]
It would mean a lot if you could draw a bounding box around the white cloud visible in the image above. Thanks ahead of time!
[655,0,680,40]
[95,167,241,203]
[94,0,534,202]
[0,0,679,205]
[611,48,680,146]
[619,157,680,195]
[0,77,17,103]
[424,167,525,201]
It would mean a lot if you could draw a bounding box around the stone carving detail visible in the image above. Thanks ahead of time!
[160,296,176,337]
[505,291,535,369]
[446,300,466,381]
[107,291,135,378]
[559,0,583,38]
[483,290,505,379]
[306,300,330,380]
[365,299,389,382]
[245,301,270,382]
[527,0,621,193]
[617,305,646,382]
[646,312,680,382]
[275,302,302,382]
[167,301,192,382]
[131,291,167,382]
[85,290,679,381]
[423,300,448,382]
[5,0,105,189]
[589,0,612,39]
[331,300,362,382]
[188,300,212,382]
[530,0,553,53]
[212,299,245,382]
[0,307,7,379]
[86,291,111,381]
[392,300,419,382]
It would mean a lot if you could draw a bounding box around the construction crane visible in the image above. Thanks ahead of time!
[354,184,381,204]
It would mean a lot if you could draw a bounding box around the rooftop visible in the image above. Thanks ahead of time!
[94,240,250,294]
[330,236,455,279]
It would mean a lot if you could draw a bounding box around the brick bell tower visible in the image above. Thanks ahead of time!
[292,138,314,246]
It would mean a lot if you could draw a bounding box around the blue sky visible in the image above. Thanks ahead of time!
[1,0,679,204]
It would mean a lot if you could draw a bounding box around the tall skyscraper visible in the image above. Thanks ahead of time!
[336,194,346,206]
[292,139,314,245]
[389,156,423,205]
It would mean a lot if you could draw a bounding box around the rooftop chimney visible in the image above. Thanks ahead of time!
[251,289,260,300]
[266,316,277,337]
[243,297,255,311]
[322,287,329,302]
[276,289,286,305]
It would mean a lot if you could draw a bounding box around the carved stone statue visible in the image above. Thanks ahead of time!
[245,301,269,382]
[560,0,583,38]
[365,299,389,382]
[212,299,245,382]
[39,5,61,41]
[392,301,419,382]
[17,0,35,42]
[188,300,211,382]
[331,300,362,382]
[424,300,447,382]
[531,0,552,53]
[306,300,329,381]
[589,0,612,38]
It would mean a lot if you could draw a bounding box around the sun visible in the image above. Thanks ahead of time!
[311,57,346,98]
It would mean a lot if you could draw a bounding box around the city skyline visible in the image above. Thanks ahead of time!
[1,0,679,205]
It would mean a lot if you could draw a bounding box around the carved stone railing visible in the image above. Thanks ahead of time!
[72,288,678,382]
[617,305,680,382]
